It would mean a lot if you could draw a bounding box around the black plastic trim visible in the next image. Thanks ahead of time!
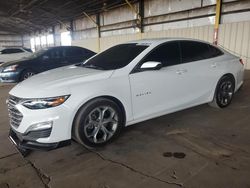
[9,129,71,151]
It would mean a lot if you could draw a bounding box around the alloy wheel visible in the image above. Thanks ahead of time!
[217,80,234,106]
[83,106,118,144]
[23,72,35,80]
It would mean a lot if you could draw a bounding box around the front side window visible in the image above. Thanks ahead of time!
[83,43,148,70]
[142,42,181,67]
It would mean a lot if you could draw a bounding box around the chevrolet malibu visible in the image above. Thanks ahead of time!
[7,38,244,153]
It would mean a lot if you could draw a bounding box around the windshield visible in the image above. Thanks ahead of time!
[83,43,148,70]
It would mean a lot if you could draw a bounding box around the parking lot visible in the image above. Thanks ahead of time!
[0,71,249,188]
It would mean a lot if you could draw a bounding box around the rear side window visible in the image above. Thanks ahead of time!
[180,41,211,63]
[46,48,64,59]
[85,49,96,58]
[65,47,95,58]
[1,48,24,54]
[65,47,83,57]
[142,42,181,67]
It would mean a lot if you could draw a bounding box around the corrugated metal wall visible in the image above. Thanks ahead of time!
[72,21,250,69]
[218,21,250,69]
[0,34,23,48]
[24,0,249,69]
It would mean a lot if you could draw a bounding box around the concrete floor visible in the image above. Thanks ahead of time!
[1,72,250,188]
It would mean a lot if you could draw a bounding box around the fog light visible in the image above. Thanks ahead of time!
[25,121,53,134]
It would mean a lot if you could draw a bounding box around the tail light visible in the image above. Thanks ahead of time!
[239,59,244,65]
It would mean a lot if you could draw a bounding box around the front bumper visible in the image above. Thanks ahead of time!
[0,71,20,83]
[9,128,71,151]
[7,95,75,151]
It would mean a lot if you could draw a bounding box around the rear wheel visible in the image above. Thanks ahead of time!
[209,75,235,108]
[72,98,124,148]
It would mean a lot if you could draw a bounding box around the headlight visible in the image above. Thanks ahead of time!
[22,95,70,109]
[3,65,18,72]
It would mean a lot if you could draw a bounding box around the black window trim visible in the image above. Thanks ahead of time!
[130,41,181,74]
[207,43,224,57]
[179,40,224,64]
[130,40,224,74]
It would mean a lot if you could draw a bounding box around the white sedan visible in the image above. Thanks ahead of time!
[0,47,32,64]
[8,38,244,152]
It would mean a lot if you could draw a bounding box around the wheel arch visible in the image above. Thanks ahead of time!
[210,72,236,102]
[216,73,236,93]
[19,68,37,81]
[71,95,127,136]
[220,73,236,88]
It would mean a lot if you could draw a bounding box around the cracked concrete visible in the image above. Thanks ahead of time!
[0,71,250,188]
[87,147,184,187]
[26,160,51,188]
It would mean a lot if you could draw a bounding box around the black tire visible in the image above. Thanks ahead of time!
[209,75,235,108]
[20,70,36,81]
[72,98,125,148]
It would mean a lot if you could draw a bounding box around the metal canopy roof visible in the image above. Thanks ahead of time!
[0,0,138,34]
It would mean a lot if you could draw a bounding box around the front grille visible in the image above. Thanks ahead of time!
[7,95,23,128]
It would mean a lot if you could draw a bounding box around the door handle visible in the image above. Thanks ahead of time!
[211,63,217,68]
[176,69,187,75]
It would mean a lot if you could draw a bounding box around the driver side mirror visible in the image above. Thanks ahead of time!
[140,61,163,71]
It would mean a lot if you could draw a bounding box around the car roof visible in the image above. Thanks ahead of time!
[48,46,84,49]
[1,47,24,49]
[129,37,212,45]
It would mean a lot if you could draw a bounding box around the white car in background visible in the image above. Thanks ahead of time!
[0,47,32,64]
[7,38,244,153]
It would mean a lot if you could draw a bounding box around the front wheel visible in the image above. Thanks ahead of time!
[20,70,35,81]
[72,98,124,147]
[209,75,235,108]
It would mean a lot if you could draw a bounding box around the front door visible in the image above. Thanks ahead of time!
[129,41,192,120]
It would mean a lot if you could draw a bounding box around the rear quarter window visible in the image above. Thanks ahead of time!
[208,45,223,58]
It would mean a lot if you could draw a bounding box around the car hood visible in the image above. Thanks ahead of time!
[0,58,32,68]
[10,65,114,98]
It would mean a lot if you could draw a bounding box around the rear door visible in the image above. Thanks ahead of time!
[39,48,66,71]
[65,47,85,64]
[178,40,221,105]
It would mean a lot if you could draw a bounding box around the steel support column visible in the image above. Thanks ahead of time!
[96,13,101,52]
[139,0,144,33]
[213,0,222,45]
[70,20,74,41]
[83,11,100,52]
[125,0,142,33]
